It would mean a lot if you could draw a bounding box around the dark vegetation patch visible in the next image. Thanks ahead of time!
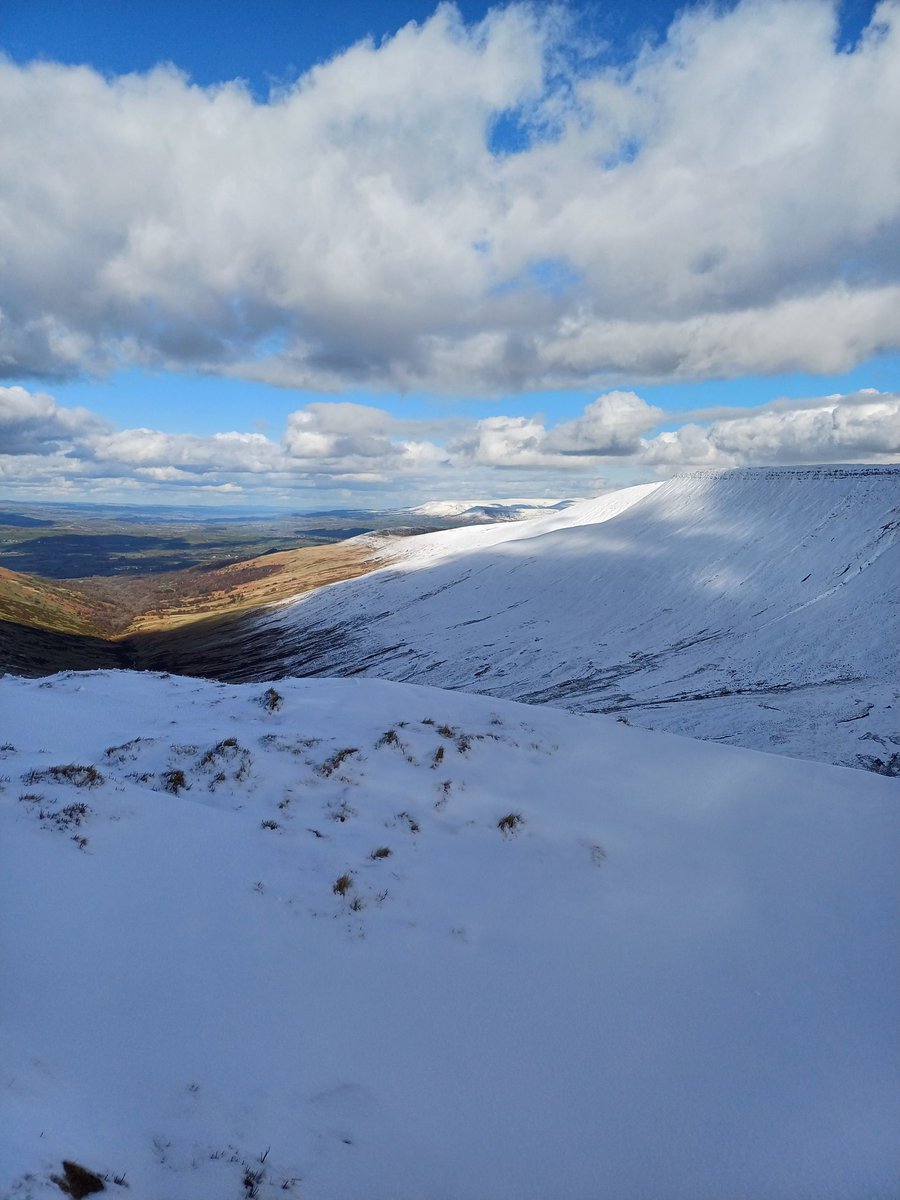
[200,737,239,765]
[332,872,353,896]
[23,763,104,788]
[498,811,524,836]
[0,533,204,578]
[50,1160,106,1198]
[317,747,360,777]
[0,511,55,528]
[857,752,900,776]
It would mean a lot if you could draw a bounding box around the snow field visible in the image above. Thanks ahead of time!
[2,670,898,1199]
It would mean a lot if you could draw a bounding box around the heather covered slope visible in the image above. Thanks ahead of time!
[2,671,898,1200]
[256,466,900,768]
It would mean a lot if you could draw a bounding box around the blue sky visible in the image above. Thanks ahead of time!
[2,0,882,87]
[46,352,900,437]
[1,0,898,505]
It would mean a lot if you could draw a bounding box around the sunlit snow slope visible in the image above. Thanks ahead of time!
[255,467,899,769]
[3,671,898,1200]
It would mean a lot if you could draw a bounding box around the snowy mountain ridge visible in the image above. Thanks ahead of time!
[664,464,900,480]
[408,497,572,518]
[227,465,900,770]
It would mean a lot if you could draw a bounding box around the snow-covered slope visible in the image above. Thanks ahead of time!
[3,671,898,1200]
[248,466,899,769]
[408,497,571,520]
[388,482,661,563]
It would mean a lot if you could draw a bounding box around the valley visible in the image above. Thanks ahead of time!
[4,4,899,1195]
[3,466,897,770]
[2,468,898,1199]
[0,498,564,640]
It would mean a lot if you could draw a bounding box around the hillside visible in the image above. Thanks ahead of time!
[0,539,378,639]
[0,500,568,644]
[3,671,898,1200]
[243,466,900,770]
[0,565,117,637]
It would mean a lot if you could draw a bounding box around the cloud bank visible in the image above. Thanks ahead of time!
[2,385,897,504]
[2,0,900,391]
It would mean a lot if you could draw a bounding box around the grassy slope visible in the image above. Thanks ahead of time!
[0,542,378,639]
[0,566,118,637]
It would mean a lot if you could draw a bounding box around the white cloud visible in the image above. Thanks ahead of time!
[0,385,108,453]
[2,386,896,505]
[640,391,900,468]
[1,0,899,390]
[456,392,665,466]
[283,402,449,477]
[546,392,665,455]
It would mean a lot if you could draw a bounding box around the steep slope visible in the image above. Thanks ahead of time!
[246,466,899,768]
[0,565,118,636]
[2,671,898,1200]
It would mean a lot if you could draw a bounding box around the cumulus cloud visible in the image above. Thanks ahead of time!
[455,392,665,466]
[2,386,896,504]
[283,402,449,477]
[0,386,108,453]
[1,1,899,390]
[546,392,665,456]
[642,390,900,468]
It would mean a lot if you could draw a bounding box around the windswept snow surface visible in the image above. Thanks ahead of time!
[386,483,661,564]
[408,498,572,520]
[255,467,899,769]
[2,671,899,1200]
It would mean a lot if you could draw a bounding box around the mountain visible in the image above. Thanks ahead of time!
[236,466,900,770]
[409,498,573,520]
[3,670,898,1200]
[6,466,892,771]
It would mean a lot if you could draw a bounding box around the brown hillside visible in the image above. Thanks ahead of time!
[0,541,381,640]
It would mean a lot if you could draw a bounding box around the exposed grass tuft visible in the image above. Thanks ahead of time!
[161,769,187,795]
[332,872,353,896]
[24,764,104,788]
[498,811,524,836]
[317,747,359,778]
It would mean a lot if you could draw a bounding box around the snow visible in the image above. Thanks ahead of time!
[3,669,899,1199]
[408,498,572,519]
[254,467,900,769]
[3,465,898,1197]
[385,483,660,564]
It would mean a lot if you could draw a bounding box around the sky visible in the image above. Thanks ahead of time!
[1,0,899,508]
